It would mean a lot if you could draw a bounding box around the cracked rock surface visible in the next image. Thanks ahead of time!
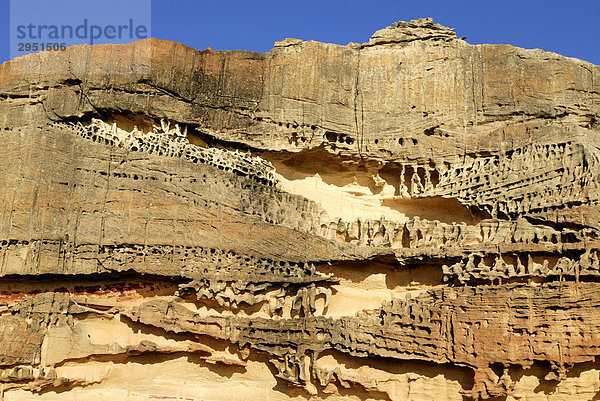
[0,18,600,400]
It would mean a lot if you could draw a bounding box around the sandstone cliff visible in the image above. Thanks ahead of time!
[0,17,600,400]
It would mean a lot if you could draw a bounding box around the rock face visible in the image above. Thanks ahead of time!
[0,17,599,400]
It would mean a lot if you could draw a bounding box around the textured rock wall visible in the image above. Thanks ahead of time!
[1,17,600,400]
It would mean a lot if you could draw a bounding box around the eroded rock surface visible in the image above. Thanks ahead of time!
[0,18,599,400]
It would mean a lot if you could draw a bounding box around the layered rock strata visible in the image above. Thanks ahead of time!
[0,17,600,400]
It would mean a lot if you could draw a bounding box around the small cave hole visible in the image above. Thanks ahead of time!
[324,131,337,142]
[403,165,415,192]
[430,169,440,187]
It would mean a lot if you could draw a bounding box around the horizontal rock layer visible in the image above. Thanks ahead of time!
[0,17,600,401]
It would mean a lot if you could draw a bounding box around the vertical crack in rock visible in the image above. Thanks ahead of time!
[1,16,600,400]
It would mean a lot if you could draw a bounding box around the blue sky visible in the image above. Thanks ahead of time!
[1,0,599,65]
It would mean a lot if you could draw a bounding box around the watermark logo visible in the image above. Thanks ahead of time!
[10,0,151,73]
